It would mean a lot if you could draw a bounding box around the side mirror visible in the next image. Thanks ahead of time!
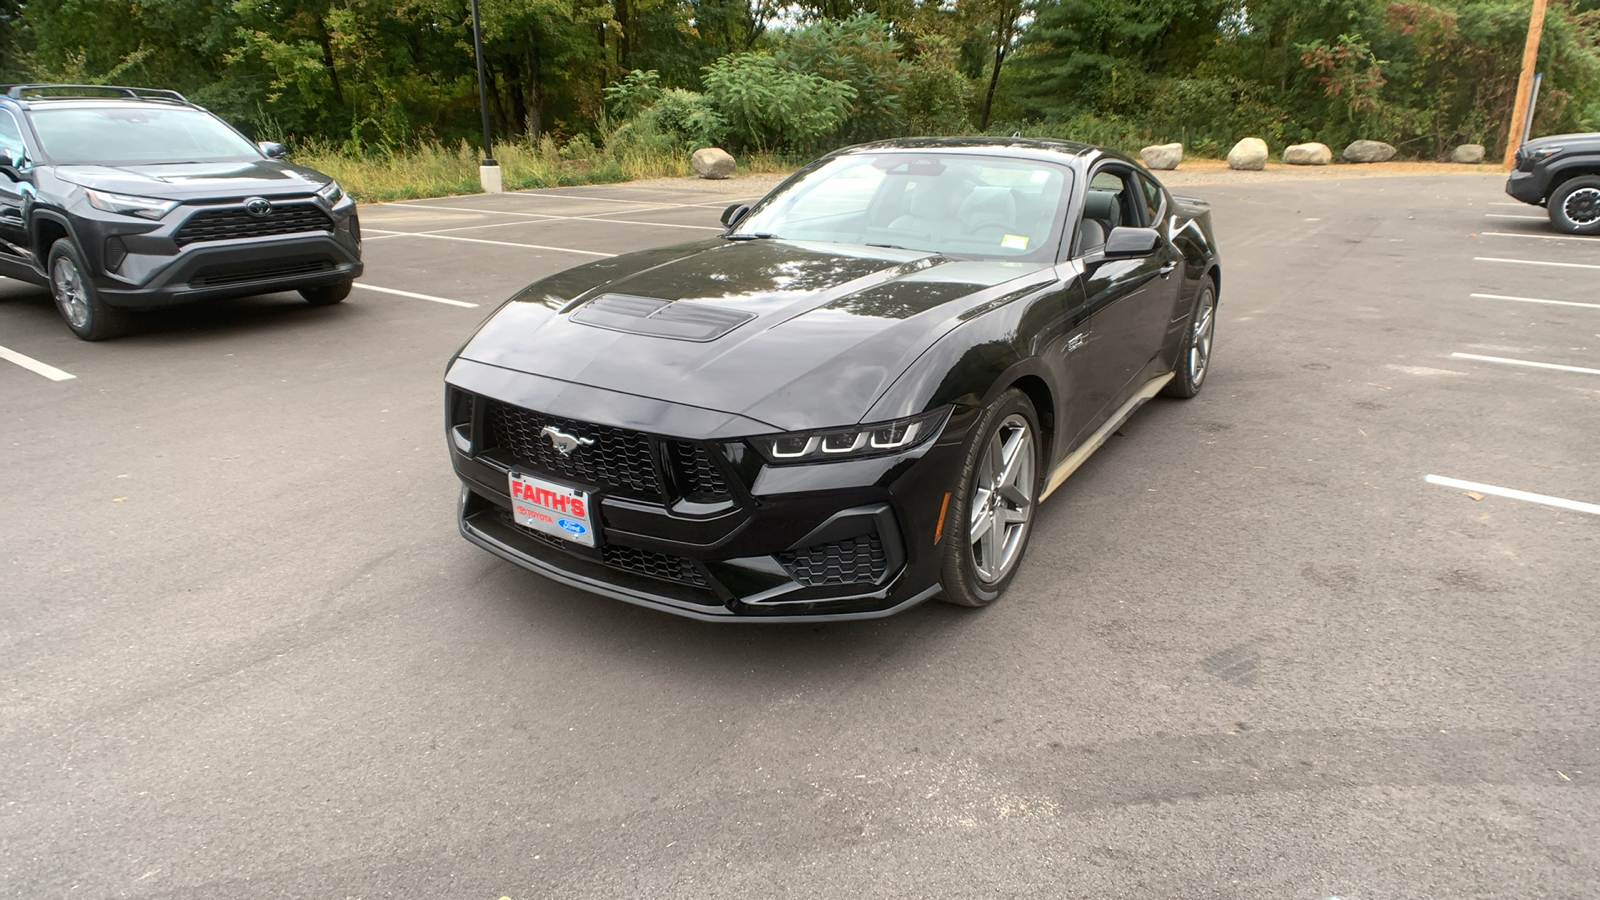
[720,203,750,228]
[1102,226,1160,258]
[258,141,288,160]
[0,145,25,181]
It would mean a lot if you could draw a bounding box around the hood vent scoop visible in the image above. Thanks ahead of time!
[571,293,755,342]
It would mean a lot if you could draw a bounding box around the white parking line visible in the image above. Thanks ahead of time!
[1484,213,1547,220]
[1475,256,1600,271]
[1470,292,1600,310]
[1425,474,1600,516]
[1488,202,1530,207]
[1481,231,1600,243]
[0,344,76,381]
[352,283,479,308]
[1451,352,1600,376]
[363,228,614,257]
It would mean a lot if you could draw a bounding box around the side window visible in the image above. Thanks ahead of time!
[1075,168,1139,255]
[1139,175,1164,225]
[0,110,24,158]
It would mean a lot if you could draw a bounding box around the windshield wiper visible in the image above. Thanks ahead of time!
[725,232,779,241]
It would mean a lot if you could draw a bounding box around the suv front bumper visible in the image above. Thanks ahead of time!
[98,230,363,308]
[1505,167,1545,205]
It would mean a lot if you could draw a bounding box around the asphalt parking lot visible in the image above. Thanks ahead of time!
[2,171,1596,899]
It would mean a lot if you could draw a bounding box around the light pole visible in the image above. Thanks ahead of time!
[471,0,503,192]
[1502,0,1549,168]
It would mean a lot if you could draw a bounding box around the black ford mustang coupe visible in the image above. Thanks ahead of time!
[445,138,1220,621]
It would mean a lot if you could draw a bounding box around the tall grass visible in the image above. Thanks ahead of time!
[293,138,795,203]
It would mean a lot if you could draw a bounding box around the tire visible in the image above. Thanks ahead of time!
[938,389,1042,607]
[1162,280,1216,399]
[1548,175,1600,235]
[48,238,127,341]
[300,280,353,306]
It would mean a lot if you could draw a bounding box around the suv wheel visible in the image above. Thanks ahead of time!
[49,238,127,341]
[1549,175,1600,235]
[300,280,353,306]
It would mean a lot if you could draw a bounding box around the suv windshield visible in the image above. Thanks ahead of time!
[29,106,261,166]
[733,153,1073,261]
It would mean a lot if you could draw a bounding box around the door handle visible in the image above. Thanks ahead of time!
[1158,261,1178,278]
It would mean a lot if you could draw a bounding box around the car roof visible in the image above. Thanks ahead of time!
[834,136,1113,165]
[0,84,195,111]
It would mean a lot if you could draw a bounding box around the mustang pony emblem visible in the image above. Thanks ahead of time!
[540,425,595,456]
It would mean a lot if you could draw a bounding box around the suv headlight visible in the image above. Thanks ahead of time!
[751,408,951,463]
[83,188,178,220]
[317,180,347,205]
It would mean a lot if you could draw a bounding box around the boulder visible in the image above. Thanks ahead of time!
[1451,143,1486,164]
[1283,142,1332,166]
[1140,142,1183,170]
[691,147,736,179]
[1342,140,1397,163]
[1227,137,1269,171]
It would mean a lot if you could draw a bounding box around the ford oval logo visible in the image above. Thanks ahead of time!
[244,197,272,217]
[557,518,587,536]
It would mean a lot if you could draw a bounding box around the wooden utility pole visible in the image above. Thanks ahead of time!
[1503,0,1550,167]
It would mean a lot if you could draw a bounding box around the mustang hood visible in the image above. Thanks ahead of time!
[53,160,333,200]
[457,238,1057,432]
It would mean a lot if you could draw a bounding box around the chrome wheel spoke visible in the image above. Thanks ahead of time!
[967,412,1035,585]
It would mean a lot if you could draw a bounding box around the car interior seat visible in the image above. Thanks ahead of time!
[956,186,1018,240]
[1076,189,1122,255]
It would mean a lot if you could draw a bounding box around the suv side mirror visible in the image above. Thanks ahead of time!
[0,145,26,181]
[258,141,288,160]
[720,203,750,228]
[1102,226,1160,258]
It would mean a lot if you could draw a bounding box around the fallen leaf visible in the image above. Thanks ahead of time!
[112,497,127,503]
[1467,491,1484,501]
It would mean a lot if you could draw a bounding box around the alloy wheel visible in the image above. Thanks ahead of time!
[969,414,1034,584]
[51,255,89,330]
[1189,290,1215,387]
[1564,187,1600,226]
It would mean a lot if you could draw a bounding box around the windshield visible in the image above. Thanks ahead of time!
[732,153,1073,261]
[29,106,261,166]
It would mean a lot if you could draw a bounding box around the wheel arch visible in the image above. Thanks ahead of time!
[32,211,74,262]
[1546,159,1600,198]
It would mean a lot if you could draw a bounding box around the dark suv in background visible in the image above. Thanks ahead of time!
[1506,132,1600,235]
[0,84,363,340]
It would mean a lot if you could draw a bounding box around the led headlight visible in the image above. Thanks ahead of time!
[753,407,951,463]
[317,180,348,205]
[83,188,178,220]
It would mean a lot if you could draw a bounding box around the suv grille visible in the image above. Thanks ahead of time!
[778,533,888,587]
[486,401,661,500]
[174,201,334,247]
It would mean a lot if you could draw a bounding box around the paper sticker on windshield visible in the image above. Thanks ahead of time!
[1001,234,1029,250]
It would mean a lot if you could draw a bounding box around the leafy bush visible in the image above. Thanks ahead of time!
[702,54,857,153]
[902,37,975,136]
[778,14,909,144]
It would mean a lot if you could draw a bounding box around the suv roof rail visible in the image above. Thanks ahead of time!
[1,84,191,103]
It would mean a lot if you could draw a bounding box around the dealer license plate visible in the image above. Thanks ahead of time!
[508,471,596,548]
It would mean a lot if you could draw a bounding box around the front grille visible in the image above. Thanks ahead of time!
[602,544,708,587]
[490,505,707,587]
[669,440,730,499]
[486,401,661,500]
[174,201,334,247]
[778,533,888,586]
[189,258,334,287]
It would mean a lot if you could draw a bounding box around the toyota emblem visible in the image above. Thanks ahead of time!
[244,197,272,217]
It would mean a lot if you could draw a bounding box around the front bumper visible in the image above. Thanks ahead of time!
[445,359,974,621]
[64,196,364,308]
[1505,167,1545,205]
